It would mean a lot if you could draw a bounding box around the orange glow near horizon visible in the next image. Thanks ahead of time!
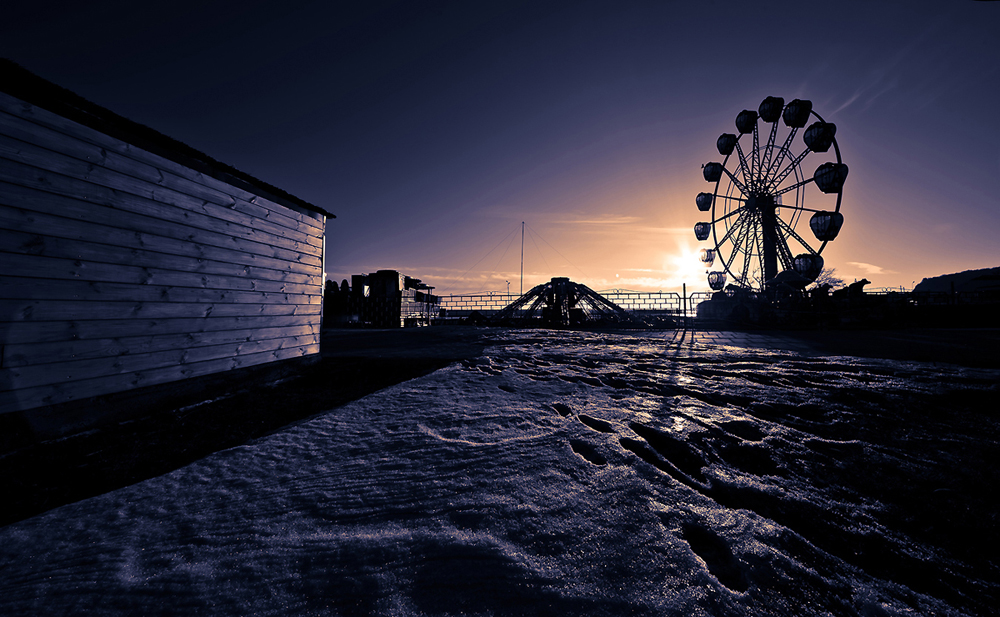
[327,120,998,298]
[324,68,1000,299]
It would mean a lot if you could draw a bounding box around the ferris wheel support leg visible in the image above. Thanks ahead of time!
[760,201,781,294]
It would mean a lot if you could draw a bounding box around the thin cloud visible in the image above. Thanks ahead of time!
[573,226,693,238]
[557,215,642,225]
[642,226,695,235]
[833,91,862,114]
[598,275,704,292]
[846,262,897,275]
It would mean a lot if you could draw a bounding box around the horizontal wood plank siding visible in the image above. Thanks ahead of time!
[0,93,324,229]
[2,345,320,413]
[0,224,323,285]
[0,276,320,303]
[8,335,320,390]
[0,299,321,321]
[0,115,322,241]
[3,325,319,367]
[0,91,326,414]
[0,160,322,267]
[3,315,319,346]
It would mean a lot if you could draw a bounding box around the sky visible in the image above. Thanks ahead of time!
[2,0,999,295]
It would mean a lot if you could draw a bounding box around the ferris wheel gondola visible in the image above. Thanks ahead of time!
[694,97,847,291]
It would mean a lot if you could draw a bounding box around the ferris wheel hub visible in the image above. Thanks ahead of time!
[745,194,775,213]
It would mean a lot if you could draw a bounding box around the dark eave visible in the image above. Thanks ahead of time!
[0,58,333,221]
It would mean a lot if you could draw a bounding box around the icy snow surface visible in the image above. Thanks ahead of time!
[1,329,998,616]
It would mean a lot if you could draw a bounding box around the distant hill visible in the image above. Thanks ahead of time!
[913,267,1000,293]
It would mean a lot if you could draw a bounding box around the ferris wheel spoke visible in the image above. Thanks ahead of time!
[777,236,795,271]
[717,210,749,248]
[712,205,745,224]
[774,176,816,196]
[716,197,747,220]
[727,213,755,280]
[716,194,748,217]
[741,252,753,288]
[721,231,743,277]
[752,123,760,189]
[767,148,811,192]
[740,216,759,287]
[733,141,753,190]
[733,214,754,255]
[775,215,818,255]
[722,167,751,196]
[760,129,798,189]
[719,216,753,281]
[760,121,779,175]
[776,204,824,214]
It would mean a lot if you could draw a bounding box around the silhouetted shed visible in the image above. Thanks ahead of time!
[0,60,333,415]
[345,270,439,328]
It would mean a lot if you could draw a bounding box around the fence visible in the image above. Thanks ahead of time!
[437,290,715,323]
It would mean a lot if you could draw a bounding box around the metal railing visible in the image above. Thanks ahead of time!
[436,290,715,323]
[429,283,1000,330]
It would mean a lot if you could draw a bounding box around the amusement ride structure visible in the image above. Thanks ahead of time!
[491,277,638,328]
[695,97,847,294]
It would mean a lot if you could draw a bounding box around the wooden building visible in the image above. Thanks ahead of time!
[0,60,333,418]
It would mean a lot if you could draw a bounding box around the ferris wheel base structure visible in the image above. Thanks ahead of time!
[693,97,847,298]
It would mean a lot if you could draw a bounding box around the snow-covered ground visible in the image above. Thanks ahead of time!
[1,329,998,616]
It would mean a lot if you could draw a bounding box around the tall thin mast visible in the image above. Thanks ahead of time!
[520,221,524,295]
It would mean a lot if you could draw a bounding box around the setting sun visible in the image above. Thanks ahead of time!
[663,240,710,291]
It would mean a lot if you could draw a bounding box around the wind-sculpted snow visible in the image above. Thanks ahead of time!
[1,330,997,616]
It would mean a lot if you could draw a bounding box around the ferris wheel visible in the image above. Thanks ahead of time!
[694,97,847,292]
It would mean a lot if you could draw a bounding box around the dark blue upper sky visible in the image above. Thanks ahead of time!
[3,1,998,293]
